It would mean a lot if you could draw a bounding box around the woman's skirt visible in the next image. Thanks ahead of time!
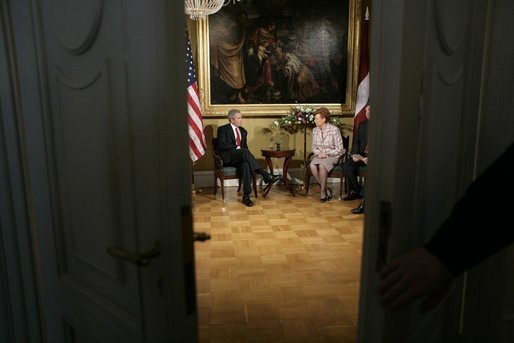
[310,155,340,171]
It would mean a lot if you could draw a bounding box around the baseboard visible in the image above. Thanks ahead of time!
[193,168,343,188]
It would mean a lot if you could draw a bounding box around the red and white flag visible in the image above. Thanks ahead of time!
[186,29,206,162]
[354,8,370,135]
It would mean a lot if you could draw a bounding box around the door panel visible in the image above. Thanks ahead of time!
[40,2,146,339]
[54,63,141,312]
[358,0,489,341]
[8,0,196,341]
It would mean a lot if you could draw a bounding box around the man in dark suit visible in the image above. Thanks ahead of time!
[215,109,280,207]
[343,104,370,201]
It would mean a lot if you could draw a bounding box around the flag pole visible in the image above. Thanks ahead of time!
[186,25,206,193]
[353,6,370,134]
[191,161,202,194]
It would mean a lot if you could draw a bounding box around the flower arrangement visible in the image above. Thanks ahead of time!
[262,105,352,135]
[262,105,316,135]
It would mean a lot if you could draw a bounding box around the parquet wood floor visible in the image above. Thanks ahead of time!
[193,184,364,342]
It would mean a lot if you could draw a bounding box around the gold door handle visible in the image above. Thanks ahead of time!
[107,241,161,266]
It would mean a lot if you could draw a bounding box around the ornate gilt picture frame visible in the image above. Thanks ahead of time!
[196,0,362,117]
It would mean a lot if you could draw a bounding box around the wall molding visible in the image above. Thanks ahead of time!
[193,168,343,188]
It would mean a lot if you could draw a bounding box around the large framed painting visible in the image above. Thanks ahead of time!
[196,0,363,117]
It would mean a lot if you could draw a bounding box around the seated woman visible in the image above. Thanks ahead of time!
[309,107,344,202]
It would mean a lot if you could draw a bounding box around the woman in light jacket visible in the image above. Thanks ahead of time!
[309,107,344,202]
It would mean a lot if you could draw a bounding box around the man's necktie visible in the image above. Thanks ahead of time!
[236,127,241,147]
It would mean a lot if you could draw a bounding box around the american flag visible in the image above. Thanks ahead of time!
[186,29,206,162]
[354,8,370,135]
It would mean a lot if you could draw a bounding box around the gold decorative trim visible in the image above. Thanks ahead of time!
[196,0,362,117]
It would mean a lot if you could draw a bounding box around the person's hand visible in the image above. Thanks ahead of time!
[352,154,362,162]
[377,248,453,313]
[362,157,368,165]
[319,152,327,159]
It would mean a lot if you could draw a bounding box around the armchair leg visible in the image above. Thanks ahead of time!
[304,175,310,196]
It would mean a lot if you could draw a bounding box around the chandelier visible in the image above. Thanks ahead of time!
[184,0,240,20]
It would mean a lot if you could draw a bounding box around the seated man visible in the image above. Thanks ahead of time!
[343,105,370,201]
[350,145,368,214]
[215,109,280,207]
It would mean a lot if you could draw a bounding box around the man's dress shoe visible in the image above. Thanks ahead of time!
[351,201,365,214]
[242,196,254,207]
[343,191,363,201]
[263,174,281,184]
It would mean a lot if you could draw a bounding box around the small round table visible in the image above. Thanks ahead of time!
[261,149,296,197]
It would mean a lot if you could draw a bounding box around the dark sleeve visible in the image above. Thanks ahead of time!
[241,127,249,149]
[216,125,237,152]
[350,126,362,155]
[424,143,514,276]
[351,121,368,155]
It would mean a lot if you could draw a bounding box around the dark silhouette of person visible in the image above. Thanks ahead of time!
[378,142,514,312]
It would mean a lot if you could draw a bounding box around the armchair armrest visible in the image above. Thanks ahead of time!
[212,150,225,170]
[305,152,315,167]
[337,152,348,166]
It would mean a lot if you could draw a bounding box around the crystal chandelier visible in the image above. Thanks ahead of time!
[184,0,240,20]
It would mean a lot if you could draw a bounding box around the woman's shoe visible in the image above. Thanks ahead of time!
[326,188,333,200]
[320,189,327,203]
